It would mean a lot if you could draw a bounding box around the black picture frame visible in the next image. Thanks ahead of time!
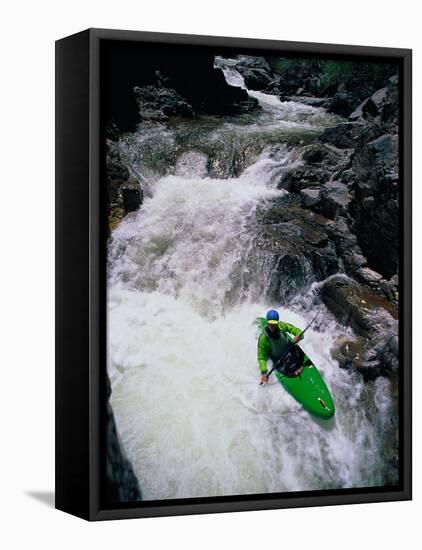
[55,28,412,521]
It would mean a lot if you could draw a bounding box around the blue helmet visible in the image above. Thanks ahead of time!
[266,309,279,325]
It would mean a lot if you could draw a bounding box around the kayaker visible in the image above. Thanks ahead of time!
[258,309,303,384]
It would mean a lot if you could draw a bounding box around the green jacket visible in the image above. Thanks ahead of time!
[258,321,303,374]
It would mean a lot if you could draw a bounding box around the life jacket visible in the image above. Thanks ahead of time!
[264,326,291,361]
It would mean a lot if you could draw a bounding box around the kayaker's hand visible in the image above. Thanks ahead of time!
[261,374,269,384]
[293,335,300,344]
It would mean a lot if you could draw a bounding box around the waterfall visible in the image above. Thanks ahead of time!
[107,58,398,500]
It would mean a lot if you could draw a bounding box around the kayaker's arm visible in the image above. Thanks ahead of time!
[279,321,304,342]
[257,334,270,374]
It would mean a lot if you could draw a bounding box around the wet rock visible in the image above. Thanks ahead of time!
[235,56,273,91]
[324,216,364,269]
[300,181,350,219]
[300,188,321,208]
[378,279,399,309]
[390,273,399,290]
[122,180,143,214]
[353,121,385,149]
[256,198,339,301]
[324,181,351,209]
[258,199,297,224]
[320,275,398,338]
[322,214,397,308]
[326,74,384,118]
[106,139,130,204]
[380,76,399,133]
[321,122,365,149]
[279,96,329,107]
[300,222,329,247]
[331,336,368,369]
[349,77,399,134]
[264,242,338,302]
[278,165,330,192]
[328,91,359,117]
[338,168,356,184]
[350,133,399,278]
[265,58,323,96]
[353,134,398,184]
[304,76,322,95]
[331,333,398,381]
[106,123,123,141]
[349,87,388,121]
[106,140,144,232]
[206,140,263,179]
[355,266,383,287]
[106,375,142,503]
[352,268,398,309]
[310,190,340,220]
[302,144,343,166]
[108,206,125,233]
[310,244,339,280]
[134,85,194,122]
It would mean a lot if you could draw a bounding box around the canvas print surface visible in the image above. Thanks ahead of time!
[103,41,400,504]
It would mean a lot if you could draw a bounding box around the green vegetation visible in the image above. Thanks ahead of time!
[266,55,397,92]
[267,57,322,76]
[319,61,396,90]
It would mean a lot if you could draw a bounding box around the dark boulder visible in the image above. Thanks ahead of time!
[278,165,330,193]
[338,168,356,184]
[106,375,142,503]
[235,56,273,91]
[122,180,143,215]
[256,197,339,302]
[349,77,399,133]
[324,181,351,210]
[324,216,368,274]
[265,57,323,96]
[303,76,322,95]
[280,95,329,107]
[349,86,388,121]
[300,188,320,208]
[331,332,398,381]
[353,134,398,184]
[350,134,399,278]
[327,76,380,118]
[321,122,365,149]
[300,181,351,219]
[134,85,194,122]
[320,275,398,338]
[328,91,359,117]
[331,336,368,370]
[302,143,343,166]
[380,75,400,132]
[106,140,144,232]
[352,122,385,148]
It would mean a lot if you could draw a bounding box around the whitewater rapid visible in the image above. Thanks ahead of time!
[107,60,397,500]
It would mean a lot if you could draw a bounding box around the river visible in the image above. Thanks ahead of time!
[107,59,398,500]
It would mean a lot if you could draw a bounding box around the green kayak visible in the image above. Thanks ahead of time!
[256,317,335,419]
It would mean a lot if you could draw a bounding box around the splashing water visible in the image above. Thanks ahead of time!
[107,59,398,500]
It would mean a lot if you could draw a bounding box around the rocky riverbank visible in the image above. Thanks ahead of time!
[276,70,399,382]
[105,374,142,503]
